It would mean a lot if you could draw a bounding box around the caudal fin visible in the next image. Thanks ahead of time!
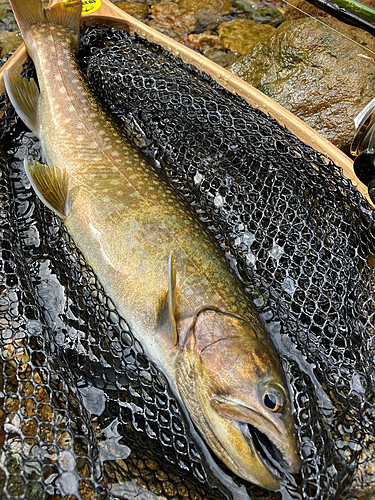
[9,0,81,39]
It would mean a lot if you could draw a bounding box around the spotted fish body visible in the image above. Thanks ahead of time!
[5,0,300,490]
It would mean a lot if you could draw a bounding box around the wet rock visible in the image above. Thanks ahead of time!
[248,4,284,25]
[232,0,284,26]
[229,17,375,151]
[187,32,220,52]
[0,30,22,57]
[150,1,196,40]
[204,46,237,67]
[186,31,237,67]
[177,0,232,31]
[185,19,275,65]
[115,2,149,19]
[218,18,275,57]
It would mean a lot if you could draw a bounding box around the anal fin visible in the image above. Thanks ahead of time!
[24,159,71,219]
[4,69,40,135]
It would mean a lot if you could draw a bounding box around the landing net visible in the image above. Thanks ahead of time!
[0,25,375,500]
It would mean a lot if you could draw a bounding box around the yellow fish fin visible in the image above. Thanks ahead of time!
[8,0,81,40]
[156,252,178,346]
[46,1,81,39]
[23,159,71,220]
[4,70,40,135]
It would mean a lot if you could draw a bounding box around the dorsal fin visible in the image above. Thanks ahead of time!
[24,159,71,219]
[157,252,178,345]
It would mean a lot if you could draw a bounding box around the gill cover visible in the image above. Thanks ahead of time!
[175,308,300,490]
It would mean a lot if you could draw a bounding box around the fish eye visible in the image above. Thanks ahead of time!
[262,387,284,412]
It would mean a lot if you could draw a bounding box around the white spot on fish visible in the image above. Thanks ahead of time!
[270,243,283,260]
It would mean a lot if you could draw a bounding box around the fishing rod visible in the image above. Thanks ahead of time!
[301,0,375,36]
[324,0,375,23]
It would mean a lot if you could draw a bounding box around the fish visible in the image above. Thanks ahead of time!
[4,0,300,490]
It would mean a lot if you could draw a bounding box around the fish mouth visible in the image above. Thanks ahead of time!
[241,422,296,485]
[210,396,300,487]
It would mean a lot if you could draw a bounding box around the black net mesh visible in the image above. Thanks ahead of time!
[1,24,375,500]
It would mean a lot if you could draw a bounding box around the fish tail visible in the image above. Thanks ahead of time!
[9,0,81,39]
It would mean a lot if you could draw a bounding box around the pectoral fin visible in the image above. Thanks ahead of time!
[157,252,178,345]
[4,70,40,135]
[24,159,71,219]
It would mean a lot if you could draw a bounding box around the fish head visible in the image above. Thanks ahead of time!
[177,308,300,490]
